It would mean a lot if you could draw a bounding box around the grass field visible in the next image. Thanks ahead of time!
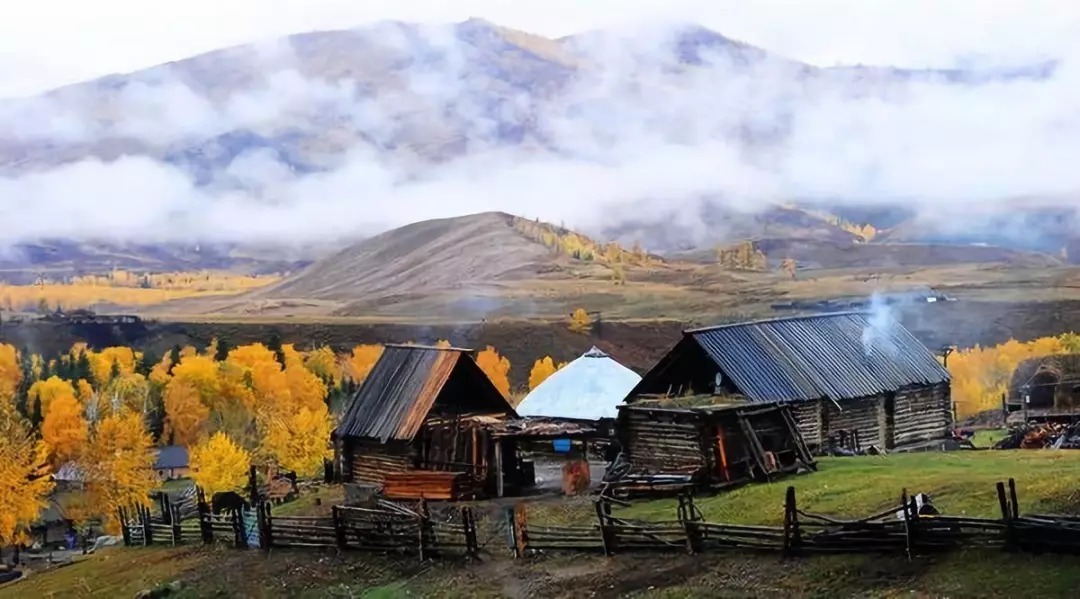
[5,450,1080,598]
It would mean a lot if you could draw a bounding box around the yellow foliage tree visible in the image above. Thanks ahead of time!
[163,380,211,447]
[28,375,78,413]
[263,404,333,477]
[528,356,560,390]
[476,346,511,397]
[948,336,1069,417]
[568,308,592,334]
[87,347,137,386]
[190,432,251,495]
[303,346,341,383]
[0,343,20,405]
[0,413,54,546]
[81,410,156,533]
[346,344,384,383]
[102,373,151,414]
[42,393,89,465]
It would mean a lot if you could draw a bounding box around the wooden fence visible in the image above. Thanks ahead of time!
[120,495,480,559]
[511,479,1080,558]
[118,478,1080,561]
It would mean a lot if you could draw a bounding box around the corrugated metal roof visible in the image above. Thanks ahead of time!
[335,345,515,442]
[686,312,950,403]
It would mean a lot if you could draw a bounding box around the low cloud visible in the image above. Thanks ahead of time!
[0,18,1078,252]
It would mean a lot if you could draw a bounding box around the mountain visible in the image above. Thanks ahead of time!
[260,212,558,302]
[0,18,1065,273]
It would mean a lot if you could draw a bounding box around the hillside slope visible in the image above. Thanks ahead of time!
[260,212,562,302]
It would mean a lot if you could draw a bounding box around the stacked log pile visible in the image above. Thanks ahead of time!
[382,471,473,500]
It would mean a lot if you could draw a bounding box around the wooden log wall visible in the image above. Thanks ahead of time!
[347,439,414,485]
[789,401,824,448]
[620,409,709,476]
[826,396,885,449]
[893,383,951,447]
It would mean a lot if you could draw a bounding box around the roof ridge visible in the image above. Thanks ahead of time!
[684,311,871,334]
[382,343,475,352]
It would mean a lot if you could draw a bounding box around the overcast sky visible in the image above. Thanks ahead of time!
[2,0,1077,98]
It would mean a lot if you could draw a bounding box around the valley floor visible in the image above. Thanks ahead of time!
[8,448,1080,599]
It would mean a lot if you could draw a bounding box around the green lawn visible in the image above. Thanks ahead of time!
[619,450,1080,524]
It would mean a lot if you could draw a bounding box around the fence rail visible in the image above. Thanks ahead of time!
[119,478,1080,561]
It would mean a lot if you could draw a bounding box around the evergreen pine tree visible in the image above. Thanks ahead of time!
[168,345,182,375]
[75,350,93,384]
[267,332,286,368]
[39,358,50,381]
[136,350,158,376]
[214,337,231,362]
[30,398,43,429]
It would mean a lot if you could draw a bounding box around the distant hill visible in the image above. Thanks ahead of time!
[0,18,1065,271]
[260,212,558,302]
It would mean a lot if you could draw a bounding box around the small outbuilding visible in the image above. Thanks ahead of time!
[153,446,190,481]
[1007,354,1080,420]
[516,347,641,421]
[332,344,525,500]
[624,312,952,452]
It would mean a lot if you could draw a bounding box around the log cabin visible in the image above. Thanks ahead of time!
[332,344,525,500]
[623,312,952,453]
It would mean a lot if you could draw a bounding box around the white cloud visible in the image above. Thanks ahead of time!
[0,5,1078,252]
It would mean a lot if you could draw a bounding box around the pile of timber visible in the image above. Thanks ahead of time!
[382,470,473,501]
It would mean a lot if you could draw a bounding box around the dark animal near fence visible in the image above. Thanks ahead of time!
[211,492,248,515]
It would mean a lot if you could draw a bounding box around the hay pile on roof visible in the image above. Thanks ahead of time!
[516,347,641,420]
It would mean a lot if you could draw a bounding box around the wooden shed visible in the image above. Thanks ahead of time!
[624,312,952,452]
[332,344,524,500]
[1007,354,1080,421]
[613,402,815,495]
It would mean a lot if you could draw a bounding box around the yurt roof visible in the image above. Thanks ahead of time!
[516,347,641,420]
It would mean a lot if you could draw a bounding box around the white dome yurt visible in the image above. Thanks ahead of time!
[516,347,641,420]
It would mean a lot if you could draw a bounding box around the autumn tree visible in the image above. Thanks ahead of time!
[346,344,384,383]
[28,375,79,413]
[81,410,156,533]
[162,355,219,446]
[476,346,511,397]
[190,432,251,495]
[263,404,333,477]
[568,308,592,334]
[303,346,341,384]
[41,392,89,465]
[0,412,54,547]
[528,356,562,390]
[0,343,21,406]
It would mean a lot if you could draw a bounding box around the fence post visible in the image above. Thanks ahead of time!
[997,481,1015,551]
[263,502,274,550]
[232,509,247,549]
[595,500,614,556]
[462,507,479,560]
[256,501,270,552]
[513,503,529,558]
[908,496,920,555]
[171,506,181,546]
[782,486,794,556]
[248,465,259,506]
[1008,478,1019,520]
[679,494,703,555]
[118,508,130,547]
[142,506,153,546]
[900,489,911,560]
[332,505,347,551]
[197,491,213,545]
